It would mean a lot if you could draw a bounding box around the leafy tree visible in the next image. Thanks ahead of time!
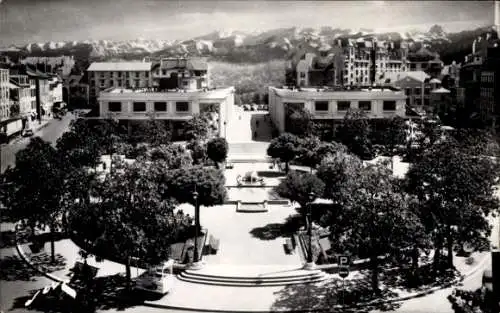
[336,110,375,160]
[56,119,101,168]
[286,107,314,136]
[267,133,302,173]
[3,137,65,263]
[274,171,325,214]
[68,159,179,289]
[372,117,407,155]
[166,166,226,206]
[206,137,229,168]
[130,118,172,146]
[448,288,498,313]
[187,140,208,165]
[406,138,499,270]
[147,144,193,169]
[296,137,348,170]
[185,114,210,141]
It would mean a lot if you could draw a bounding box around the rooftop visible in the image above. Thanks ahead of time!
[99,86,234,99]
[87,62,153,72]
[379,71,430,84]
[270,86,405,100]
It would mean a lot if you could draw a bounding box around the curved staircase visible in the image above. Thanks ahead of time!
[177,264,329,287]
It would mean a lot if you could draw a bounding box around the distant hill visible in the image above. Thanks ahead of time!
[1,25,496,66]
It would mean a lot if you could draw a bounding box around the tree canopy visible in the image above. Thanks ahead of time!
[206,137,229,167]
[274,171,325,211]
[336,110,375,160]
[267,133,302,172]
[184,114,211,141]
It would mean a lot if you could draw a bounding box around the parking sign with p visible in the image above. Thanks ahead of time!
[339,255,350,267]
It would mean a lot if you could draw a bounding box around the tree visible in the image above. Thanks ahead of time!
[406,138,499,270]
[130,118,172,146]
[296,137,348,171]
[372,117,407,155]
[267,133,302,173]
[3,137,65,263]
[166,166,227,206]
[184,114,210,141]
[274,171,325,214]
[187,140,208,165]
[147,144,193,169]
[336,110,375,160]
[56,119,101,168]
[68,159,179,289]
[206,137,229,168]
[286,107,314,136]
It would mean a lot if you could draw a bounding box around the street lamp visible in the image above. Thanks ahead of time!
[304,191,316,270]
[191,187,203,269]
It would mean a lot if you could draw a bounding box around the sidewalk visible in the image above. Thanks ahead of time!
[15,212,496,312]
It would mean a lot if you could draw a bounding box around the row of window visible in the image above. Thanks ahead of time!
[96,71,149,78]
[481,72,495,83]
[405,87,432,96]
[480,87,495,99]
[108,101,190,113]
[312,100,396,112]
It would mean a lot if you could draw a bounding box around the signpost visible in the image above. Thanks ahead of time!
[338,255,351,306]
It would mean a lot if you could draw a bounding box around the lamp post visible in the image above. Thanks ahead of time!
[304,191,316,270]
[191,188,203,269]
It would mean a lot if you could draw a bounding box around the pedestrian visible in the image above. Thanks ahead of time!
[253,131,257,139]
[256,120,260,127]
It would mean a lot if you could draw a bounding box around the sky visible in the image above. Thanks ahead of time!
[0,0,496,46]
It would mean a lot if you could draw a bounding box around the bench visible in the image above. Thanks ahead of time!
[209,235,220,254]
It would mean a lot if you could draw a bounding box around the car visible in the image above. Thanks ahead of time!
[22,129,34,137]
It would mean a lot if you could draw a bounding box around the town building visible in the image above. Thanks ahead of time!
[407,46,444,78]
[97,86,235,139]
[268,86,407,134]
[49,75,64,108]
[479,46,500,126]
[0,69,9,122]
[21,56,76,77]
[9,74,32,118]
[285,45,344,87]
[87,62,153,106]
[459,31,500,126]
[64,74,89,108]
[151,57,209,90]
[377,71,431,108]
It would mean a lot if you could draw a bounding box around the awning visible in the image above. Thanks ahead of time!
[7,82,19,89]
[431,87,451,94]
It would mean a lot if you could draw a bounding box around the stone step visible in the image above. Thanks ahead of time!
[177,270,328,287]
[183,268,325,280]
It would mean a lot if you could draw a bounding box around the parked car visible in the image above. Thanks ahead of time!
[251,105,258,111]
[22,129,34,137]
[243,105,250,111]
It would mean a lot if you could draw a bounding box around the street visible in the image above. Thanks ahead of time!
[0,114,74,173]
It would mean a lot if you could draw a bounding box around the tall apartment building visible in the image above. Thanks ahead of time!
[479,46,500,126]
[343,39,410,86]
[268,86,406,135]
[87,62,153,106]
[0,69,10,121]
[459,31,500,125]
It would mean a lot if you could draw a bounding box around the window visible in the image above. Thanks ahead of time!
[162,69,167,75]
[424,88,430,95]
[135,72,139,78]
[183,81,189,86]
[117,80,122,87]
[100,80,105,87]
[109,80,113,87]
[424,98,430,106]
[414,87,421,95]
[133,102,146,112]
[383,100,396,111]
[176,101,189,112]
[145,71,149,78]
[405,88,411,96]
[154,102,167,112]
[126,72,130,78]
[337,101,350,111]
[314,101,329,112]
[117,72,122,78]
[358,101,371,111]
[108,102,121,112]
[135,79,140,87]
[300,72,306,78]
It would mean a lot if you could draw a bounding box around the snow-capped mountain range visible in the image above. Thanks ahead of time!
[1,25,493,64]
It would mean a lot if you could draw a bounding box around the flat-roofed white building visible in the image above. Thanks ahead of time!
[268,86,407,134]
[97,87,235,139]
